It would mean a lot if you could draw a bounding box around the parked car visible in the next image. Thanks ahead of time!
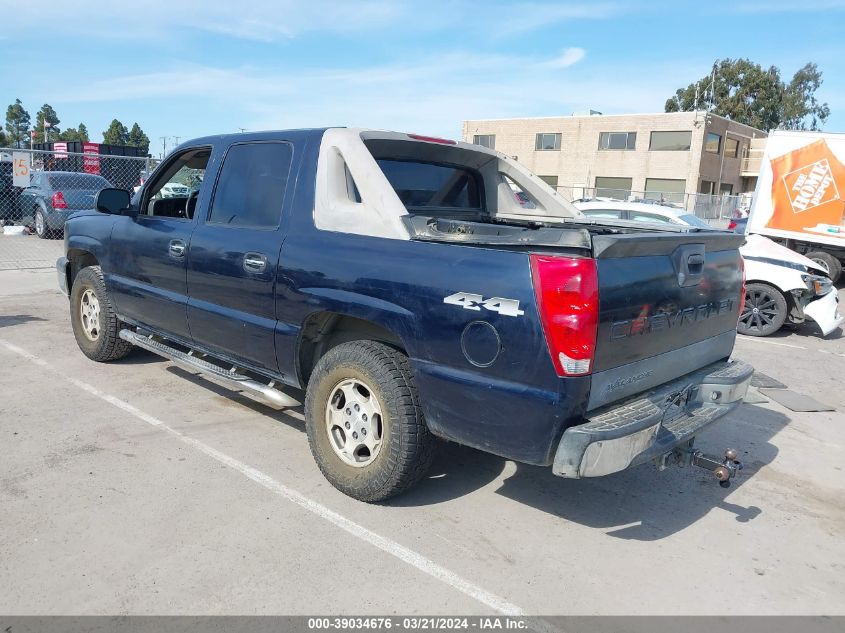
[19,171,113,238]
[575,200,843,337]
[58,129,752,501]
[728,216,748,233]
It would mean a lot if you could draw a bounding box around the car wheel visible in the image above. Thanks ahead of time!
[804,251,842,283]
[737,282,788,337]
[70,266,134,362]
[34,207,49,239]
[305,340,434,502]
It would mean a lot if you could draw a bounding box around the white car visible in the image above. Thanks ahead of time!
[574,200,844,337]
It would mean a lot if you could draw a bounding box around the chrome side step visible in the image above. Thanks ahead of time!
[119,329,300,409]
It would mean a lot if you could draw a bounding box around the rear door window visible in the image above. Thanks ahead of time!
[208,142,293,228]
[376,159,481,211]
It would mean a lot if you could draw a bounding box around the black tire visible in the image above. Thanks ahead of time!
[70,266,134,362]
[305,340,434,502]
[34,207,49,239]
[804,251,842,283]
[737,282,788,337]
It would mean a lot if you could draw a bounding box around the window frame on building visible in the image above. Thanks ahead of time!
[473,134,495,149]
[699,180,715,195]
[538,175,559,187]
[648,130,692,151]
[644,177,686,204]
[704,132,722,154]
[724,137,739,158]
[594,176,633,200]
[598,131,636,151]
[535,132,562,151]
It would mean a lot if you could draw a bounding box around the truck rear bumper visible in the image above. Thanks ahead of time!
[552,359,753,478]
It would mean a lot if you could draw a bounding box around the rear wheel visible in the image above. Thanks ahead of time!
[305,340,434,502]
[34,208,49,239]
[70,266,133,361]
[804,251,841,283]
[737,282,787,337]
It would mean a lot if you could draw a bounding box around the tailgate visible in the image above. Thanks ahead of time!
[588,231,745,410]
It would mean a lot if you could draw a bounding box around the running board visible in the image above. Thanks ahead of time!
[119,329,300,409]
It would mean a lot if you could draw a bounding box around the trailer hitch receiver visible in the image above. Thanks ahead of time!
[663,442,744,487]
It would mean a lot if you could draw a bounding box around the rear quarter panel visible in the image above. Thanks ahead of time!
[277,226,589,465]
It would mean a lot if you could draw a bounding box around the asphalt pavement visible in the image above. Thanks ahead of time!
[0,266,843,615]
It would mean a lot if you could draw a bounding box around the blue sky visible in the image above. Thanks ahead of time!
[1,0,843,157]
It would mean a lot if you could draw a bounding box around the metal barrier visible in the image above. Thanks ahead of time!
[554,186,748,224]
[0,147,158,232]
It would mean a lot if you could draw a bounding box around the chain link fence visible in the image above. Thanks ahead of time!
[554,185,750,228]
[1,148,158,231]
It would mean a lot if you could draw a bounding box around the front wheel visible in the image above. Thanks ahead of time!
[305,340,434,502]
[737,282,787,337]
[70,266,134,361]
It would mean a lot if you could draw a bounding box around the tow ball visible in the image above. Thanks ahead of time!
[662,442,744,487]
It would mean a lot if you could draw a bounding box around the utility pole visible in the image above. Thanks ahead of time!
[160,136,168,157]
[172,136,181,147]
[238,127,246,133]
[44,120,51,144]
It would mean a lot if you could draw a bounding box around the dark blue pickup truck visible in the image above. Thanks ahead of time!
[58,128,752,501]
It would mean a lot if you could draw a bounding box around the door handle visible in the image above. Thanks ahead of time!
[243,253,268,272]
[169,239,186,258]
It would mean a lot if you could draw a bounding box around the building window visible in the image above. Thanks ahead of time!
[649,131,691,151]
[700,180,715,195]
[644,178,686,204]
[595,176,632,200]
[473,134,495,149]
[535,133,561,151]
[724,137,739,158]
[598,132,636,150]
[539,175,558,186]
[719,183,733,195]
[705,133,721,154]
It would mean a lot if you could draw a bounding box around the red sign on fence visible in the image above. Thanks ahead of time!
[54,142,68,160]
[82,142,100,175]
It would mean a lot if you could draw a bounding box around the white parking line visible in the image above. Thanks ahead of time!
[735,337,806,349]
[0,338,525,617]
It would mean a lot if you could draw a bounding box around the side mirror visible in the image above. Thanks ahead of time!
[96,188,131,215]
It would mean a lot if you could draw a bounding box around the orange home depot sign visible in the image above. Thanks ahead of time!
[767,139,845,237]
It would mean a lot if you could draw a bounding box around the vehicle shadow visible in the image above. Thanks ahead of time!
[164,365,307,433]
[392,403,788,541]
[0,314,46,328]
[113,347,172,365]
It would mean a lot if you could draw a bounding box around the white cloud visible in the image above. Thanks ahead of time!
[542,48,587,68]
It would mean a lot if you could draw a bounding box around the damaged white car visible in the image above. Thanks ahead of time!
[574,200,843,337]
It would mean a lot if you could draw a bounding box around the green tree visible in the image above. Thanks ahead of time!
[103,119,129,145]
[59,123,90,143]
[5,99,31,148]
[127,122,150,154]
[0,128,8,147]
[665,58,830,131]
[782,63,831,131]
[33,103,61,143]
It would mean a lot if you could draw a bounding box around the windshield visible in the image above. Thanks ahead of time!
[48,173,111,190]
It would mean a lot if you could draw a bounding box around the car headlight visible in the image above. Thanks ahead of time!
[802,274,833,296]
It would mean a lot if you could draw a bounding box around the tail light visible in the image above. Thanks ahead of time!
[529,255,599,376]
[738,257,746,322]
[51,191,68,209]
[728,220,737,230]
